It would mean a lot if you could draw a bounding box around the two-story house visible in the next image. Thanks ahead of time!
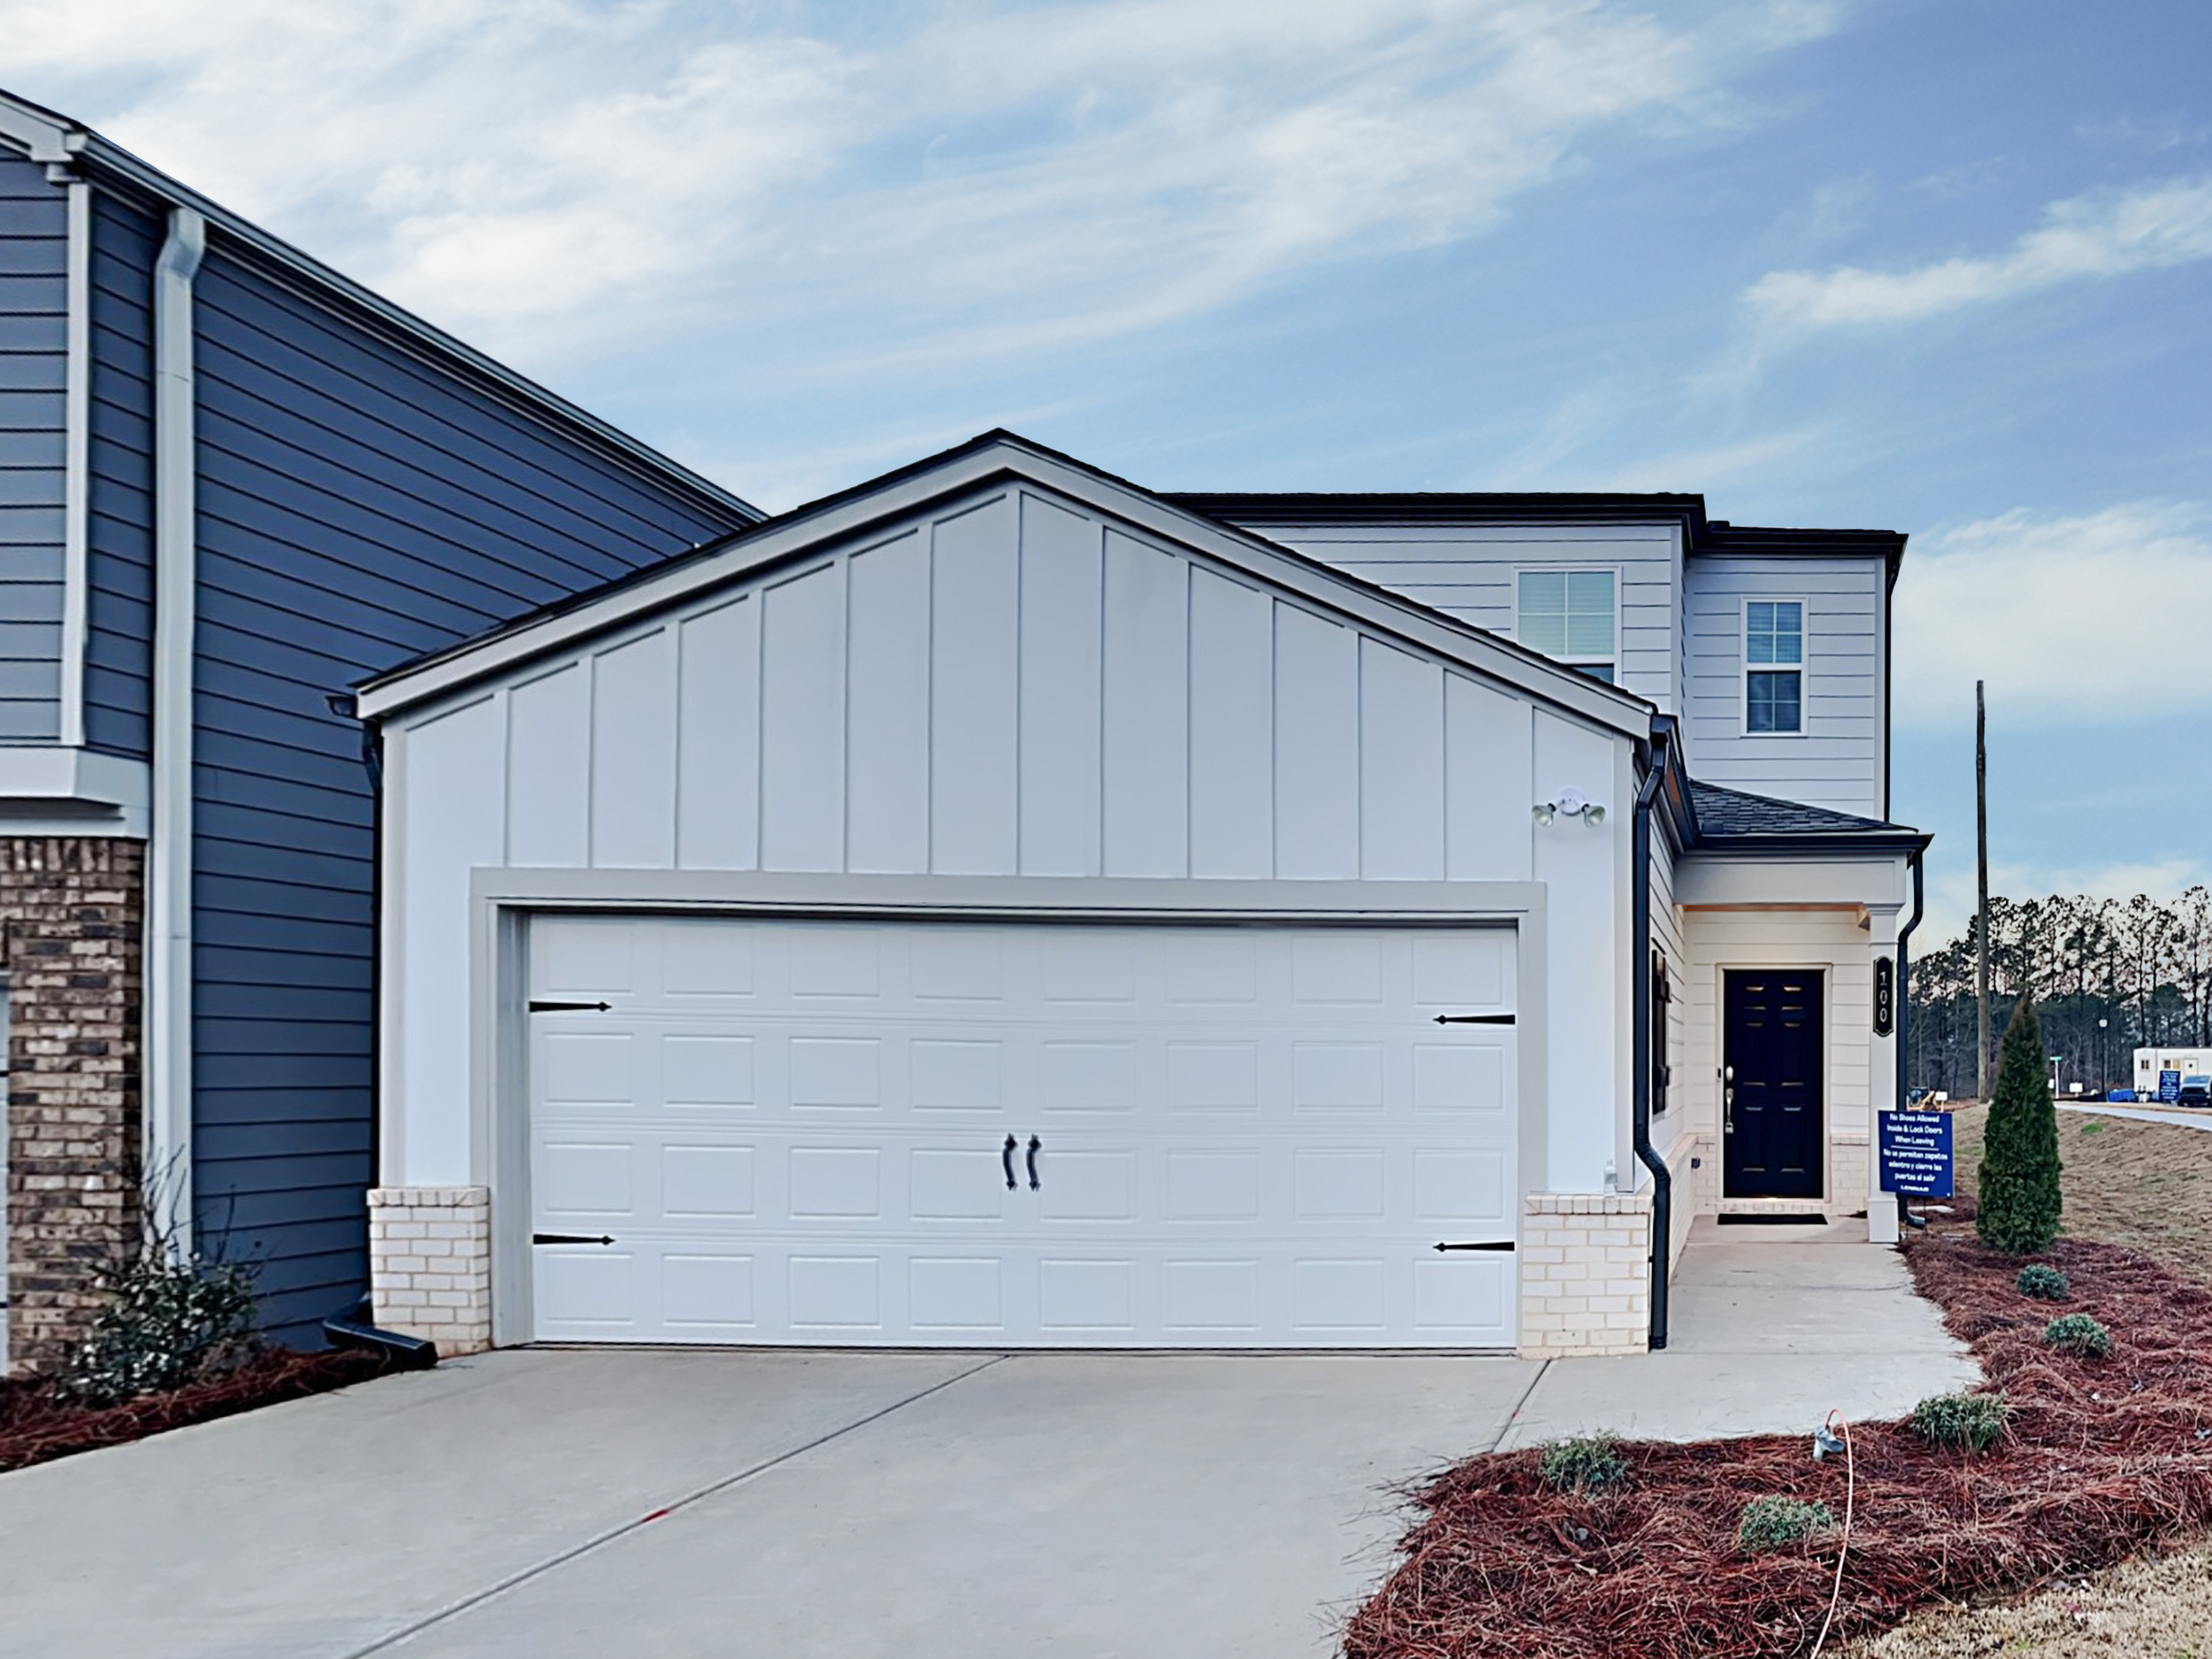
[0,88,761,1372]
[356,432,1927,1361]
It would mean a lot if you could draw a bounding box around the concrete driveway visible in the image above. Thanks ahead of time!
[0,1347,1543,1659]
[0,1235,1976,1659]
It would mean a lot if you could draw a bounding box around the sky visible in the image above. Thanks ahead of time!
[4,0,2208,942]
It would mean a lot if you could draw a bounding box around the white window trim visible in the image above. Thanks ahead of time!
[1513,563,1623,684]
[1739,594,1807,739]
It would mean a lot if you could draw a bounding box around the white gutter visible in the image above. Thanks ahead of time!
[147,206,204,1252]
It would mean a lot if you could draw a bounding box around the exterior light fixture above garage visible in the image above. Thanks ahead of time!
[1534,791,1605,827]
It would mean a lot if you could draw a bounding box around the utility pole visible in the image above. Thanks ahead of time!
[1976,680,1992,1101]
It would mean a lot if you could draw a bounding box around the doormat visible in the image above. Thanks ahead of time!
[1715,1212,1827,1225]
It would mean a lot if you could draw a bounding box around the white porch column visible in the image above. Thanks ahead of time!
[1867,903,1902,1245]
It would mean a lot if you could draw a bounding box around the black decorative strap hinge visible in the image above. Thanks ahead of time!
[532,1232,616,1246]
[528,1000,612,1013]
[1433,1012,1515,1025]
[1433,1240,1515,1252]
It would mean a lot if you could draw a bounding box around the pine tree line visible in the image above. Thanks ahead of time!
[1908,887,2212,1097]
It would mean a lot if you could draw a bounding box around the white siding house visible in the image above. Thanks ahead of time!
[359,435,1925,1361]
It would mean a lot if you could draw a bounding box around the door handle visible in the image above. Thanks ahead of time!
[1002,1135,1018,1190]
[1723,1086,1735,1135]
[1026,1135,1042,1191]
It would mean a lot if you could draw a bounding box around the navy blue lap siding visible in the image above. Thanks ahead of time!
[86,187,159,758]
[0,147,66,741]
[182,240,749,1344]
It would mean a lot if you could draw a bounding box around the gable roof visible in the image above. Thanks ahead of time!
[1688,780,1927,852]
[1171,493,1907,588]
[355,430,1656,735]
[0,86,762,529]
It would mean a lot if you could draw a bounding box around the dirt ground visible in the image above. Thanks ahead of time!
[1840,1105,2212,1658]
[1944,1102,2212,1284]
[1841,1542,2212,1658]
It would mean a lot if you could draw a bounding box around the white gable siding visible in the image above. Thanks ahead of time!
[1253,524,1680,709]
[1680,555,1885,818]
[381,482,1637,1192]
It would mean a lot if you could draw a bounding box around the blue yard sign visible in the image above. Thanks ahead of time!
[1879,1108,1955,1199]
[2160,1069,2183,1104]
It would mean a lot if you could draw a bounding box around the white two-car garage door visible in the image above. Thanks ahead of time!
[526,914,1519,1349]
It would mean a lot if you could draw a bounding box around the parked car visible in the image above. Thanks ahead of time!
[2180,1076,2212,1107]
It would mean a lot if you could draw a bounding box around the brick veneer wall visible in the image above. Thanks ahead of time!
[3,838,145,1374]
[369,1186,493,1355]
[1518,1191,1654,1357]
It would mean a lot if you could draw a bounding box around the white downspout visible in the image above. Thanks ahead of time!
[147,206,204,1253]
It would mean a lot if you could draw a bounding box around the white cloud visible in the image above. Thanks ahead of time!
[1744,174,2212,333]
[1893,501,2212,728]
[0,0,1840,377]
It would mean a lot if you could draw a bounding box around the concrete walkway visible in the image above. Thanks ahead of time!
[1497,1225,1980,1447]
[0,1235,1976,1659]
[2059,1102,2212,1130]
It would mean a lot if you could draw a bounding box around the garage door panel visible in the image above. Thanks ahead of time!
[529,916,1517,1348]
[662,1144,756,1218]
[1412,1255,1510,1334]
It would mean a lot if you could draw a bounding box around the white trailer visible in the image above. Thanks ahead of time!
[2133,1046,2212,1096]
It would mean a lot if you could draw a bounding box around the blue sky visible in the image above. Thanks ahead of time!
[7,0,2209,939]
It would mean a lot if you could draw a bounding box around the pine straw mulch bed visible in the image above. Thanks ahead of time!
[1343,1205,2212,1659]
[0,1347,392,1475]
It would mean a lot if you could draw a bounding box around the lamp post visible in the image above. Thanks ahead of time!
[2098,1016,2108,1094]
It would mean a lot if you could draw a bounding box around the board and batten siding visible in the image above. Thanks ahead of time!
[386,483,1631,1197]
[1244,524,1681,709]
[0,145,67,740]
[84,187,159,759]
[1680,556,1885,818]
[184,241,750,1340]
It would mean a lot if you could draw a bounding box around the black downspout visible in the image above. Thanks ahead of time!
[1630,753,1671,1350]
[1893,845,1927,1231]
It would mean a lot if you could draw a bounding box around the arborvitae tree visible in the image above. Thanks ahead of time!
[1978,992,2063,1253]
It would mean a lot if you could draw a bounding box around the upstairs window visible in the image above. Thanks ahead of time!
[1745,599,1804,734]
[1517,570,1616,684]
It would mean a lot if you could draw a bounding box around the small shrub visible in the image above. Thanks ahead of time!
[2016,1263,2070,1301]
[1910,1391,2011,1452]
[1737,1495,1835,1552]
[1539,1433,1628,1496]
[58,1248,260,1409]
[2044,1312,2114,1358]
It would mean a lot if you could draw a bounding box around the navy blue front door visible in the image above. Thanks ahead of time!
[1722,970,1823,1198]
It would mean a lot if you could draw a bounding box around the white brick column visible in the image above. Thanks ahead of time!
[1518,1192,1653,1357]
[369,1186,492,1355]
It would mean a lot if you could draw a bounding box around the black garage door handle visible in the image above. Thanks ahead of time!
[1026,1135,1041,1191]
[1002,1135,1018,1190]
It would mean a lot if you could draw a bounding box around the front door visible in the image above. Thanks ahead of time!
[1722,970,1823,1199]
